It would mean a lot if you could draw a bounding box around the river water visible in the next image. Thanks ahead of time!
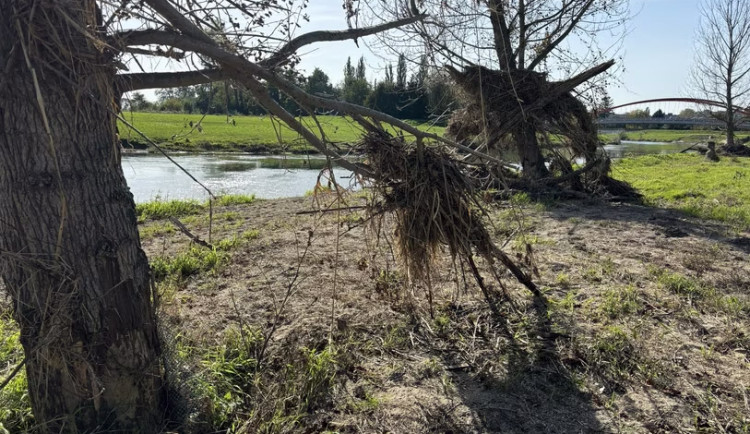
[122,154,356,203]
[122,140,688,203]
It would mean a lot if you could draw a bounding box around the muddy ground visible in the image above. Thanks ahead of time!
[137,192,750,433]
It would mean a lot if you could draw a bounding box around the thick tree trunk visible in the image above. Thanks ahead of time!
[0,1,168,432]
[515,122,548,179]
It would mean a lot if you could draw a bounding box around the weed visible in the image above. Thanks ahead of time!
[550,290,577,313]
[555,272,571,288]
[215,236,240,251]
[582,266,602,282]
[434,315,450,334]
[717,295,750,317]
[600,285,641,319]
[373,269,403,300]
[241,229,260,241]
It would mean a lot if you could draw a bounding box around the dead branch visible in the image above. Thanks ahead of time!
[168,217,213,249]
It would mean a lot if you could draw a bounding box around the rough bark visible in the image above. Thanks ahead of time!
[515,122,549,179]
[0,1,167,431]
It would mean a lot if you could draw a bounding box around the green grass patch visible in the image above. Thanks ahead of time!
[150,247,227,281]
[177,326,341,432]
[215,194,256,206]
[138,220,175,239]
[599,285,641,319]
[136,198,204,221]
[613,154,750,230]
[650,267,715,300]
[136,195,257,222]
[0,313,33,433]
[118,112,444,152]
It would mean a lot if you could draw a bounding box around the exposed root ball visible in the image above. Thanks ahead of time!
[358,132,539,301]
[360,132,489,282]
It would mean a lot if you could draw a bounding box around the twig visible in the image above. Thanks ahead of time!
[0,358,26,392]
[680,143,701,153]
[168,217,213,249]
[295,205,368,215]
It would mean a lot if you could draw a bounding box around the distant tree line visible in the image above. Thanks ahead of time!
[124,55,458,123]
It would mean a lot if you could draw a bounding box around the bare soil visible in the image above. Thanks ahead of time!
[145,194,750,433]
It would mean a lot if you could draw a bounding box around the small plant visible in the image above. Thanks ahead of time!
[373,269,403,300]
[242,229,260,240]
[216,236,240,251]
[600,285,641,319]
[550,290,577,313]
[555,272,571,288]
[434,315,450,333]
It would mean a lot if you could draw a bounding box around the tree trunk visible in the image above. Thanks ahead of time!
[0,1,168,432]
[726,83,736,148]
[515,121,549,179]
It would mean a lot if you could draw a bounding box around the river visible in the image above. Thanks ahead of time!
[122,140,688,203]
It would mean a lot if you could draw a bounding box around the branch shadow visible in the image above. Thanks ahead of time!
[541,199,749,254]
[435,294,611,433]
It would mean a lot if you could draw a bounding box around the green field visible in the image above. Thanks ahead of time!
[600,129,750,144]
[613,154,750,230]
[118,112,445,153]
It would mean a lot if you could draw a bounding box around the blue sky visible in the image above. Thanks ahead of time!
[296,0,702,109]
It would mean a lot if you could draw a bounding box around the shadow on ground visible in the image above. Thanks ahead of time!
[542,199,749,254]
[433,296,610,433]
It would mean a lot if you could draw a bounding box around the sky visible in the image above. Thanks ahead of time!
[136,0,704,112]
[294,0,703,112]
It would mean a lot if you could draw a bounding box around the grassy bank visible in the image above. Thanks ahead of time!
[118,112,445,153]
[600,129,750,144]
[613,154,750,230]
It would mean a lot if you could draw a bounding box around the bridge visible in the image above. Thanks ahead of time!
[593,98,750,129]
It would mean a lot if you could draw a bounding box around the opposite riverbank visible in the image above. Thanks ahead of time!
[117,111,750,154]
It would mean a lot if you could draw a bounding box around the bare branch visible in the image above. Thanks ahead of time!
[262,13,427,69]
[117,68,228,92]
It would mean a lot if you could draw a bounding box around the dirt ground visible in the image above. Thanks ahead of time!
[138,192,749,433]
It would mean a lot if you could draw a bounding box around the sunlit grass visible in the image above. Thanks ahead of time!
[136,195,258,221]
[600,129,750,144]
[613,154,750,229]
[118,112,445,152]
